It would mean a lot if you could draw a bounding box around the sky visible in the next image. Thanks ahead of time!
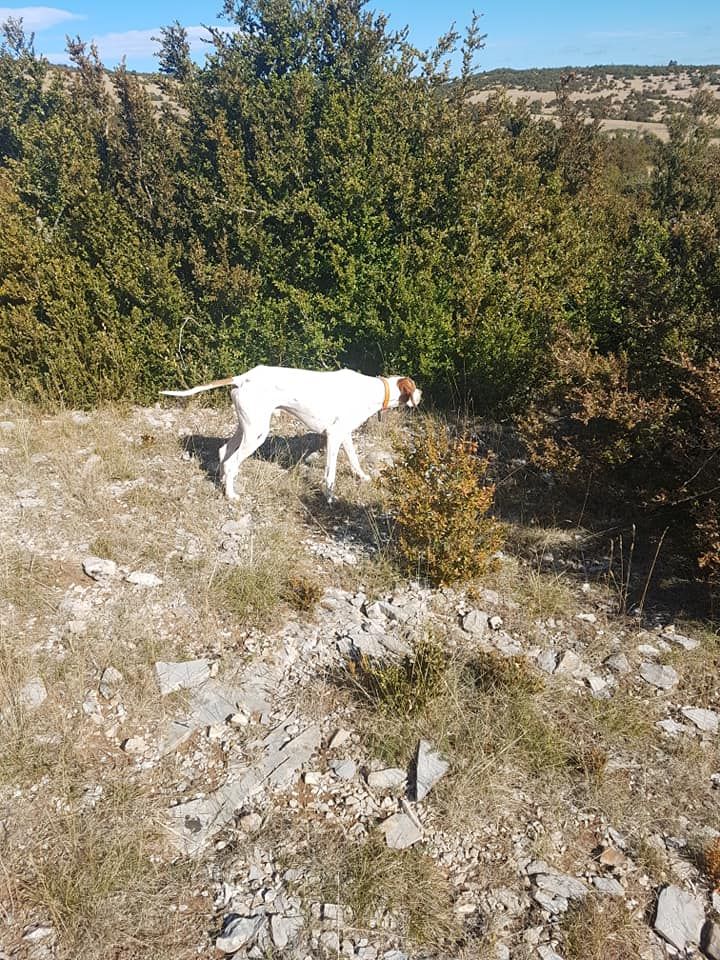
[0,1,718,73]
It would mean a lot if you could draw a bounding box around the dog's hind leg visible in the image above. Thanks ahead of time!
[222,411,271,501]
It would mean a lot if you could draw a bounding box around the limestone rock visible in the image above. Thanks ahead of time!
[639,662,679,691]
[414,739,449,801]
[653,884,704,951]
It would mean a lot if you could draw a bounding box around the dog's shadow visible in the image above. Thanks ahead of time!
[181,432,326,489]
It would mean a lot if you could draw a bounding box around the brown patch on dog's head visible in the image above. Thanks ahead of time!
[397,377,418,406]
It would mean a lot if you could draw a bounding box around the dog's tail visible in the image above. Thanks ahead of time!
[160,376,236,398]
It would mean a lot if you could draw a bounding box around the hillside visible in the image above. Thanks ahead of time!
[469,63,720,141]
[1,401,719,959]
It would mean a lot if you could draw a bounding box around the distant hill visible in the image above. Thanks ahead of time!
[468,63,720,142]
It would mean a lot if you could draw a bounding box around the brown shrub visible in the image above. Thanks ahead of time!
[382,421,504,586]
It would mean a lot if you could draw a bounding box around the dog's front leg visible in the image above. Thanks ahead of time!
[324,434,341,503]
[342,434,370,482]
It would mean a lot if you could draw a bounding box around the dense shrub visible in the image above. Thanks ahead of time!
[382,421,503,586]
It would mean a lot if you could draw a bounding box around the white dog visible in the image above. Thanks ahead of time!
[161,366,421,500]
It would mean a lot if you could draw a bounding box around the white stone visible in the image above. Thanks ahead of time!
[269,914,303,950]
[639,662,679,691]
[462,609,489,636]
[367,768,407,793]
[216,915,263,953]
[592,876,625,896]
[99,666,124,699]
[331,759,356,780]
[125,570,163,587]
[604,652,630,674]
[681,707,719,734]
[155,659,212,695]
[555,650,586,676]
[122,736,146,755]
[576,612,597,623]
[82,556,118,580]
[653,884,704,951]
[19,677,47,710]
[415,739,449,800]
[379,813,422,849]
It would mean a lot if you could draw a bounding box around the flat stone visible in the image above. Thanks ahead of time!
[534,872,588,901]
[155,659,212,695]
[330,759,356,780]
[592,876,625,896]
[657,718,691,737]
[576,612,597,623]
[489,614,503,630]
[681,707,719,734]
[367,768,407,793]
[653,884,704,951]
[537,947,565,960]
[122,736,146,755]
[379,813,422,849]
[532,889,568,914]
[555,650,586,676]
[536,649,558,674]
[661,630,699,651]
[604,652,630,675]
[22,924,53,942]
[216,914,264,953]
[639,662,679,690]
[414,739,449,801]
[125,570,163,587]
[587,674,607,693]
[98,666,124,699]
[19,677,47,710]
[221,516,253,536]
[328,728,352,749]
[269,914,303,950]
[82,556,118,580]
[462,610,489,636]
[319,931,340,953]
[703,920,720,960]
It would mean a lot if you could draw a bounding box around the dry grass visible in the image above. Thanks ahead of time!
[1,398,717,959]
[296,831,460,949]
[560,896,649,960]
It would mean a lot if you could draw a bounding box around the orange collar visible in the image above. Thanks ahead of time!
[379,376,391,411]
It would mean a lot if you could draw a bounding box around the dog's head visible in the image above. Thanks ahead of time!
[397,377,422,408]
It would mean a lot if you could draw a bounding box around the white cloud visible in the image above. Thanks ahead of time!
[45,23,223,66]
[0,5,82,31]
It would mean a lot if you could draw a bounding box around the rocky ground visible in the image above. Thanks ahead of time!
[0,401,718,960]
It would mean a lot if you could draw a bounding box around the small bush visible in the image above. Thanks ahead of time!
[347,636,448,718]
[383,422,504,586]
[703,836,720,887]
[467,650,545,696]
[281,575,322,614]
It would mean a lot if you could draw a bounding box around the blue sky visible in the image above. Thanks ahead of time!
[0,1,717,73]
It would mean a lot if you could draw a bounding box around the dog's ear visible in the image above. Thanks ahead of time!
[397,377,417,405]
